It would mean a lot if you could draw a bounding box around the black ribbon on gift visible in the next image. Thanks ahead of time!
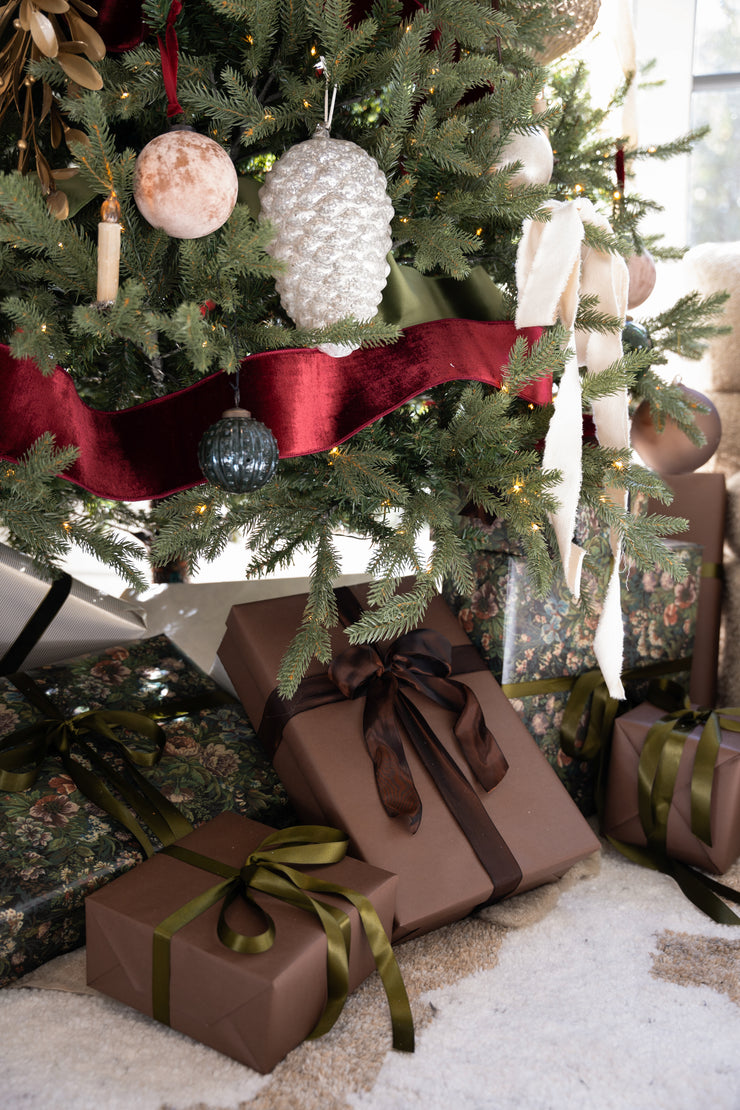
[0,671,206,855]
[151,824,415,1052]
[0,571,73,676]
[258,587,522,903]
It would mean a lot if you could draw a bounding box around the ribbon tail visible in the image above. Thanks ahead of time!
[592,552,625,701]
[420,672,508,791]
[363,675,423,833]
[542,346,586,597]
[515,202,584,330]
[516,201,588,598]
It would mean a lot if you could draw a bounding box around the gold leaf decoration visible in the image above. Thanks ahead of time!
[66,10,105,62]
[0,0,106,187]
[57,48,103,89]
[46,186,70,219]
[29,8,59,56]
[36,0,72,12]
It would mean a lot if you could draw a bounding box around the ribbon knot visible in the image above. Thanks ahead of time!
[328,629,508,833]
[0,674,194,855]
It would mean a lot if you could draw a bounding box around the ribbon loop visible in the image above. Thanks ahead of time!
[328,628,508,831]
[157,826,415,1052]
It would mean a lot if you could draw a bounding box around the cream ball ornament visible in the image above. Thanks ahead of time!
[258,126,394,357]
[133,129,239,239]
[492,127,554,188]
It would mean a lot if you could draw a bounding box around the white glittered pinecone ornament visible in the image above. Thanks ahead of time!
[258,126,394,357]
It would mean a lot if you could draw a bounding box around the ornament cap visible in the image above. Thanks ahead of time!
[222,407,252,418]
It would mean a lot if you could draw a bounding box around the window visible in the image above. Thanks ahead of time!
[688,0,740,243]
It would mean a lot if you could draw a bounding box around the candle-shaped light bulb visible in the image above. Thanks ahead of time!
[97,192,121,305]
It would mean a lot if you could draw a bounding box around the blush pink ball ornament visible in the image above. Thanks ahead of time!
[627,250,657,309]
[631,384,722,474]
[133,130,239,239]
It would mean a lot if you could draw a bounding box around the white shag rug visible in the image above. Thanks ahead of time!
[2,838,740,1110]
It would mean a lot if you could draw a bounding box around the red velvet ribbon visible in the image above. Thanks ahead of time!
[0,319,547,501]
[615,146,626,193]
[90,0,147,52]
[327,629,509,831]
[157,1,184,118]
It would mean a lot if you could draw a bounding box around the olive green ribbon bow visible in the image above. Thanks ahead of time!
[636,702,740,851]
[0,671,195,855]
[607,701,740,926]
[153,825,415,1052]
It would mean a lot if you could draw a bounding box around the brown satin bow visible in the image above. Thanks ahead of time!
[328,629,509,832]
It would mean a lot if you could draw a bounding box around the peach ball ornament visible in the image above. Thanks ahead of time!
[631,384,722,474]
[133,129,239,239]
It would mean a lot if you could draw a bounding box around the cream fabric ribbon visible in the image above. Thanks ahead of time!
[515,198,630,699]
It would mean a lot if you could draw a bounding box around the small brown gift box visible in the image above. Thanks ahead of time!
[218,586,600,940]
[646,471,726,706]
[603,701,740,874]
[85,811,399,1073]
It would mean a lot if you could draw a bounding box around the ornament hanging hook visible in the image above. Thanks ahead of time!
[315,56,338,133]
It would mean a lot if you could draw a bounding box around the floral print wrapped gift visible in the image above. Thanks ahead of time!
[444,522,701,815]
[0,635,294,988]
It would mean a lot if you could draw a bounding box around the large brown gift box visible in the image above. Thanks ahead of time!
[218,586,600,940]
[603,701,740,874]
[646,471,726,706]
[86,811,399,1073]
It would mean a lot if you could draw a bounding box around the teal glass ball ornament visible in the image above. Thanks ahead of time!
[622,320,652,351]
[198,408,279,492]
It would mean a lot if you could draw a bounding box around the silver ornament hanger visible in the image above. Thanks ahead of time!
[314,56,338,135]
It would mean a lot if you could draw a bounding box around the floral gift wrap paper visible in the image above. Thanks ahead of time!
[0,634,294,987]
[444,523,701,814]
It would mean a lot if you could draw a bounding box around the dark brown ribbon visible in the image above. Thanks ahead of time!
[257,590,522,902]
[327,629,509,830]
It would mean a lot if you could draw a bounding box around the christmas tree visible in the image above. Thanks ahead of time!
[0,0,726,693]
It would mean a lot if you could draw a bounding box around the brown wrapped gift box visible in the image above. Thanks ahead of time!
[603,701,740,874]
[85,811,398,1074]
[218,586,600,941]
[646,471,726,706]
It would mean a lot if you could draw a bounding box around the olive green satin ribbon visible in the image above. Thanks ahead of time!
[701,561,722,579]
[501,657,693,764]
[605,833,740,926]
[635,703,740,851]
[378,255,507,327]
[614,691,740,925]
[0,672,199,854]
[152,825,415,1052]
